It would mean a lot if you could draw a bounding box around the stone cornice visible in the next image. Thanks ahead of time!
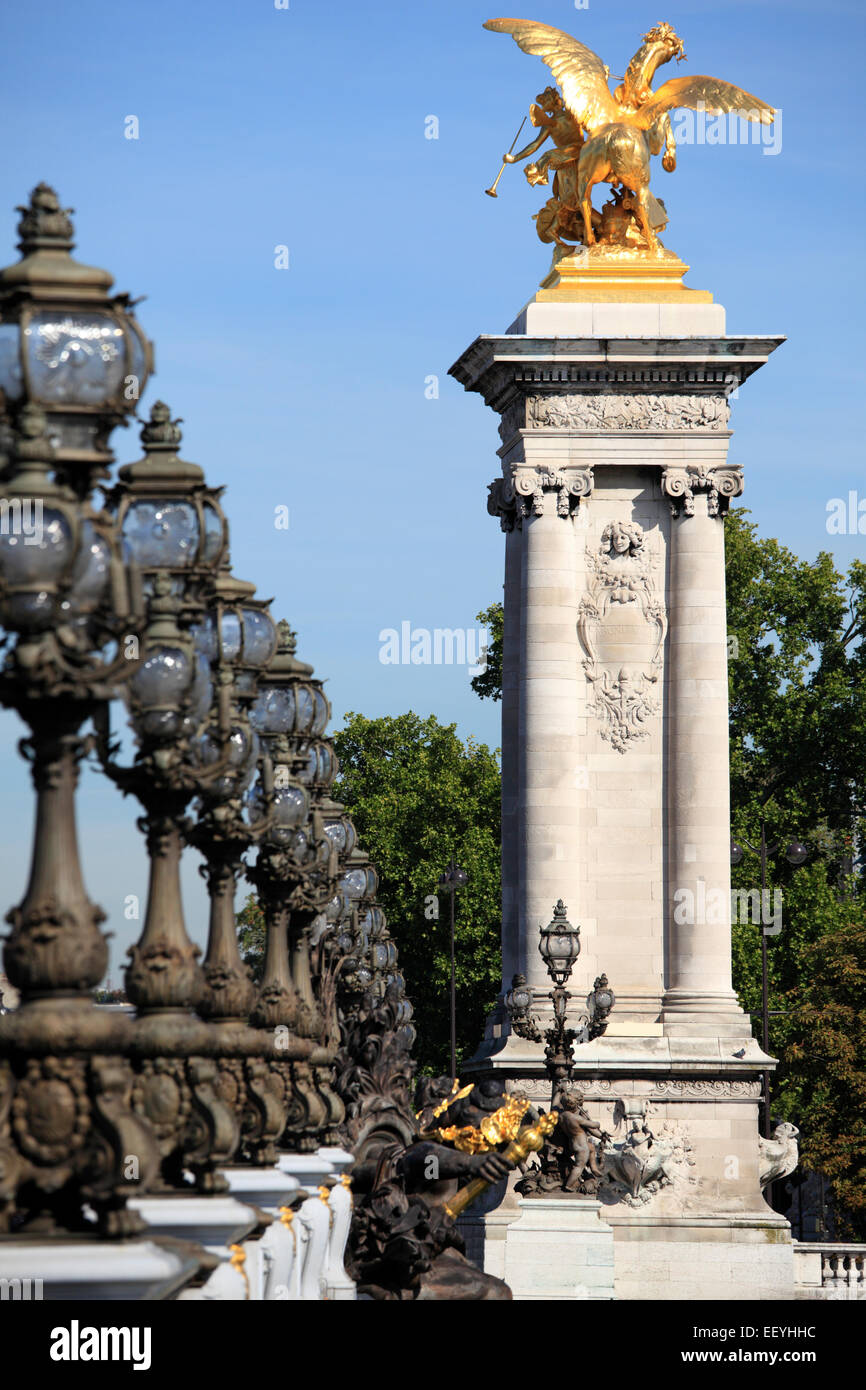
[449,334,785,415]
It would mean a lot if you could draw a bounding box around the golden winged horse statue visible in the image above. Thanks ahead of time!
[484,19,774,255]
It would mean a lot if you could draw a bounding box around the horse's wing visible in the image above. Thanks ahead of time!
[636,74,775,126]
[484,18,621,131]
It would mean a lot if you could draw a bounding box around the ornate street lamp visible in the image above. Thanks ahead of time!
[586,973,616,1033]
[244,618,350,1151]
[247,622,334,1030]
[504,972,533,1025]
[189,570,276,1020]
[506,899,615,1106]
[0,184,153,489]
[0,406,159,1234]
[112,400,227,612]
[538,896,581,987]
[181,572,301,1165]
[97,407,251,1189]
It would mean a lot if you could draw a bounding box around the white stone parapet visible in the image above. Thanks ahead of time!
[0,1237,205,1300]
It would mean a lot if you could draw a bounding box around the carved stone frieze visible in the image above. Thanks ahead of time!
[526,392,730,432]
[578,520,667,753]
[661,464,744,517]
[650,1078,762,1099]
[506,1078,613,1102]
[487,467,594,531]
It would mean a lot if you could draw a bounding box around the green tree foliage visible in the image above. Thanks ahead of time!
[333,711,501,1075]
[726,508,866,847]
[470,602,503,703]
[782,914,866,1237]
[237,893,266,983]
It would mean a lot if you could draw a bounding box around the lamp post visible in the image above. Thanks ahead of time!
[98,404,265,1189]
[188,567,277,1030]
[245,618,351,1151]
[0,188,159,1236]
[505,899,615,1105]
[0,407,161,1235]
[438,858,467,1082]
[730,822,809,1139]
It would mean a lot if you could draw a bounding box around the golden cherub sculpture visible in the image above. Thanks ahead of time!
[484,18,774,258]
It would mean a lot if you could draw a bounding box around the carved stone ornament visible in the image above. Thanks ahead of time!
[661,464,744,517]
[651,1078,762,1099]
[497,401,525,444]
[600,1104,697,1208]
[578,520,667,752]
[758,1121,799,1189]
[526,393,730,432]
[487,467,594,531]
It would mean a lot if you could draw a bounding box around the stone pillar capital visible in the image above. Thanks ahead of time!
[487,466,594,530]
[661,464,744,518]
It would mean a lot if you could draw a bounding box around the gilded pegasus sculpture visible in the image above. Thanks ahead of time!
[484,19,775,256]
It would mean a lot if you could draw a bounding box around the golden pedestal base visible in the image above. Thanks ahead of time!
[538,247,712,304]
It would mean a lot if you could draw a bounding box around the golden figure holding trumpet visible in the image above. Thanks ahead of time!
[483,18,775,258]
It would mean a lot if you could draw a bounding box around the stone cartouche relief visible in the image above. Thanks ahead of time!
[487,466,594,531]
[577,520,667,753]
[526,393,730,432]
[600,1101,697,1208]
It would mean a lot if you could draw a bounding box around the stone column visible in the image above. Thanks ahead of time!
[660,465,750,1037]
[500,523,522,989]
[517,486,583,993]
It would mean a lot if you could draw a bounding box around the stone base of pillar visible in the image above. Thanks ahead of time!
[608,1213,795,1301]
[661,989,755,1039]
[502,1197,615,1301]
[461,1033,794,1300]
[457,1208,517,1283]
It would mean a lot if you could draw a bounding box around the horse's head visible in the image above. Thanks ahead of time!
[647,112,674,156]
[616,22,686,108]
[642,21,686,65]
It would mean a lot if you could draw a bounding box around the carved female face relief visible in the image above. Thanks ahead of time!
[601,521,643,558]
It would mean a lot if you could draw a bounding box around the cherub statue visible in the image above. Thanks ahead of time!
[485,18,774,254]
[555,1089,609,1192]
[517,1087,609,1195]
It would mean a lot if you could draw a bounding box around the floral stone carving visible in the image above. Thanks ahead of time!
[526,393,730,432]
[578,520,667,752]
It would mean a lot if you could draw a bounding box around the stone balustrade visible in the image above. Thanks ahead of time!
[793,1244,866,1300]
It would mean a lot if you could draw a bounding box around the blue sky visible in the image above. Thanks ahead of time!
[0,0,863,968]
